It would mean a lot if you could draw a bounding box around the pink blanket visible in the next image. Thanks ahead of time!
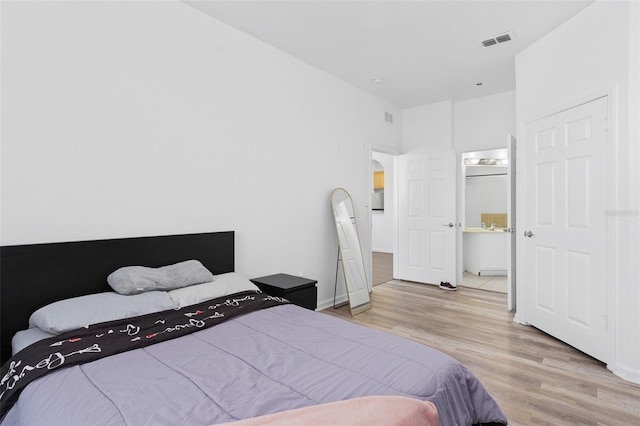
[225,396,438,426]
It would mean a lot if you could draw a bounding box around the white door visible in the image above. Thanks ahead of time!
[507,135,517,311]
[399,150,456,285]
[523,96,608,362]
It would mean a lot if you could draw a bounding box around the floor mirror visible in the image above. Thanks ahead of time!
[331,188,371,315]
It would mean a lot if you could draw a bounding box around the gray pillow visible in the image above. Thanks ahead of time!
[107,260,214,295]
[29,291,178,335]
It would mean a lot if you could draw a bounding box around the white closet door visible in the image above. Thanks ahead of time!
[523,96,609,362]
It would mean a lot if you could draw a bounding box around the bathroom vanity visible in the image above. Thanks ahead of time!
[463,228,508,276]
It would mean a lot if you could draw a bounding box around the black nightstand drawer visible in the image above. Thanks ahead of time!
[250,273,317,310]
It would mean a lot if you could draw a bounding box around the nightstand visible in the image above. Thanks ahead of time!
[250,273,317,310]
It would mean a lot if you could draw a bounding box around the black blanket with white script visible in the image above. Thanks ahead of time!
[0,291,288,419]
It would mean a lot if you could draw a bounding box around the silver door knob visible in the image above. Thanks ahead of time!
[442,222,454,228]
[524,230,534,238]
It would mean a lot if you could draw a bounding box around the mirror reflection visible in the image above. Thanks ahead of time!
[331,188,371,315]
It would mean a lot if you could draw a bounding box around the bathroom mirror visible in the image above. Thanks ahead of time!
[331,188,371,315]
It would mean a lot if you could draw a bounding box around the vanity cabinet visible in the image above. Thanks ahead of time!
[463,230,507,276]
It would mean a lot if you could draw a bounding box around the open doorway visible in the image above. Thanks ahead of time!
[371,151,396,286]
[460,148,509,294]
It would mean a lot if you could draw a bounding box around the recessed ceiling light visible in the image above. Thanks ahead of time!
[372,78,384,85]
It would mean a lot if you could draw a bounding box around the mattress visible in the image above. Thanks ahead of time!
[1,298,506,425]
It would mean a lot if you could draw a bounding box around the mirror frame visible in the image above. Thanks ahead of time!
[331,188,372,316]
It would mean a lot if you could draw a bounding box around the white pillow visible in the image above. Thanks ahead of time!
[12,328,56,355]
[169,272,260,308]
[29,291,178,335]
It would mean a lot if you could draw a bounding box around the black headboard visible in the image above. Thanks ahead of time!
[0,231,234,363]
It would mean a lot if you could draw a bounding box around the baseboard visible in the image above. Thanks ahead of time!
[372,249,393,254]
[608,363,640,385]
[513,312,529,325]
[317,294,348,311]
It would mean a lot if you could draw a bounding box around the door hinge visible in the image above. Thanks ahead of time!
[604,117,609,132]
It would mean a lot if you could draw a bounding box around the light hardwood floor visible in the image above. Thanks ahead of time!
[322,280,640,426]
[372,252,393,286]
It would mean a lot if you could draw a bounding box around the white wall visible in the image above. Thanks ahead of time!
[402,91,515,154]
[371,151,395,253]
[0,1,402,310]
[454,91,516,153]
[516,0,639,383]
[402,100,453,152]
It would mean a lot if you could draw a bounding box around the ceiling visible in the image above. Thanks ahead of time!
[184,0,594,109]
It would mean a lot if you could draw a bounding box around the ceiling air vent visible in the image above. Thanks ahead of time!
[481,31,515,47]
[482,38,497,47]
[384,112,394,124]
[495,32,513,43]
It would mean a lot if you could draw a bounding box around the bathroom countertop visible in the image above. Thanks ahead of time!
[463,227,506,233]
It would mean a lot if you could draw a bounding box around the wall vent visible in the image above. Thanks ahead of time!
[481,31,515,47]
[384,112,394,124]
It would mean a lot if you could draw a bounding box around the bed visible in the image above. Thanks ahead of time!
[0,231,506,425]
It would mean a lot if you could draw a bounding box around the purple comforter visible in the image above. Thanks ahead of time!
[2,303,506,426]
